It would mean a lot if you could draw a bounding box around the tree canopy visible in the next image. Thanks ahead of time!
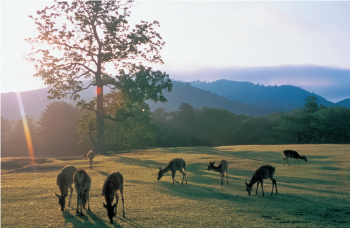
[26,0,172,154]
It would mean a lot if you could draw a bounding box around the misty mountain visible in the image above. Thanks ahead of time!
[1,79,348,120]
[145,81,281,117]
[336,98,350,108]
[189,79,336,110]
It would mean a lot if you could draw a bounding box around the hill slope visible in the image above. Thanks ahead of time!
[189,79,335,110]
[145,81,281,117]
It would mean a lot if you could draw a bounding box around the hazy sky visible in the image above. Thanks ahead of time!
[1,0,350,102]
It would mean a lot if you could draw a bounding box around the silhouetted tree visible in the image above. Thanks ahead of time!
[26,0,172,154]
[37,101,81,157]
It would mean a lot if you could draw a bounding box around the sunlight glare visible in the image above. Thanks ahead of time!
[16,92,35,165]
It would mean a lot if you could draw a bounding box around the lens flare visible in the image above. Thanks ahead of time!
[16,92,35,165]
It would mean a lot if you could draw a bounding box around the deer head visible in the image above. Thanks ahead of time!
[207,162,215,171]
[301,156,307,162]
[55,192,68,211]
[103,203,117,223]
[157,167,165,180]
[245,182,252,196]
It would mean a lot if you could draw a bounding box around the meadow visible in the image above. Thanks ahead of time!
[1,144,350,227]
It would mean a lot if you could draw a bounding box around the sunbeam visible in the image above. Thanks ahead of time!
[16,92,35,165]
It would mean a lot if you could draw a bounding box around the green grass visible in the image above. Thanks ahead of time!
[1,145,350,227]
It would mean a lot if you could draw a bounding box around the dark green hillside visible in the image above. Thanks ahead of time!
[190,79,335,110]
[336,98,350,108]
[146,81,280,117]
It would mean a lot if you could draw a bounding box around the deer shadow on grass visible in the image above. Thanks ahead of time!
[63,210,112,227]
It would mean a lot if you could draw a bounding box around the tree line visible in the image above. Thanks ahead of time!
[2,95,349,157]
[152,96,350,147]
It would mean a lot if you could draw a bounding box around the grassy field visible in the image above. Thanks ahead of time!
[1,144,350,227]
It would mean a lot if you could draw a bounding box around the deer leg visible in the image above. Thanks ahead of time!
[261,180,264,196]
[282,157,284,166]
[172,171,179,185]
[179,169,185,184]
[296,159,300,166]
[87,191,90,211]
[220,173,223,185]
[273,179,278,194]
[68,185,73,206]
[120,188,125,217]
[114,192,119,217]
[255,182,259,195]
[226,171,229,185]
[286,158,290,166]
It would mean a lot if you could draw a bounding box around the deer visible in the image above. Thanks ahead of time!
[207,159,229,185]
[102,172,125,224]
[55,165,77,211]
[245,165,278,196]
[73,169,91,215]
[282,150,307,166]
[157,158,187,185]
[87,150,95,169]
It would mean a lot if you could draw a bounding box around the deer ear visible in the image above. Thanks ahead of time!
[159,167,161,171]
[245,182,248,186]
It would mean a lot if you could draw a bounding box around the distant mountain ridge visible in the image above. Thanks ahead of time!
[1,79,349,120]
[189,79,341,110]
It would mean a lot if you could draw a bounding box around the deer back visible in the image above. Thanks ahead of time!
[169,158,186,171]
[102,172,123,205]
[74,169,91,193]
[253,165,275,180]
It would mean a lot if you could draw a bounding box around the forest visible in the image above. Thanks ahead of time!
[1,94,349,158]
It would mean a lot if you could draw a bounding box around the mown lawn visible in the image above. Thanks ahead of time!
[1,144,350,227]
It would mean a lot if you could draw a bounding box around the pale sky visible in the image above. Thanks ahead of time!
[1,1,350,101]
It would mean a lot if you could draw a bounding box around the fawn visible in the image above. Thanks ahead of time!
[102,172,125,223]
[282,150,307,166]
[207,159,229,185]
[73,169,91,215]
[87,150,95,169]
[55,166,77,211]
[245,165,278,196]
[158,158,187,185]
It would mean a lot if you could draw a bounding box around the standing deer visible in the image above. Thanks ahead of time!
[102,172,125,224]
[55,165,77,211]
[87,150,95,169]
[282,150,307,166]
[207,159,229,185]
[74,169,91,215]
[157,158,187,185]
[245,165,278,196]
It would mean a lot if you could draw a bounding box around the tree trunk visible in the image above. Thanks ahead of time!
[96,68,105,154]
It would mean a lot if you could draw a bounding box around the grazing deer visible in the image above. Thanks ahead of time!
[207,159,229,185]
[73,169,91,215]
[55,165,77,211]
[282,150,307,166]
[245,165,278,196]
[157,158,187,185]
[87,150,95,169]
[102,172,125,224]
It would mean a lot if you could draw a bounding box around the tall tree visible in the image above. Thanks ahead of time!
[37,101,82,157]
[26,0,172,154]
